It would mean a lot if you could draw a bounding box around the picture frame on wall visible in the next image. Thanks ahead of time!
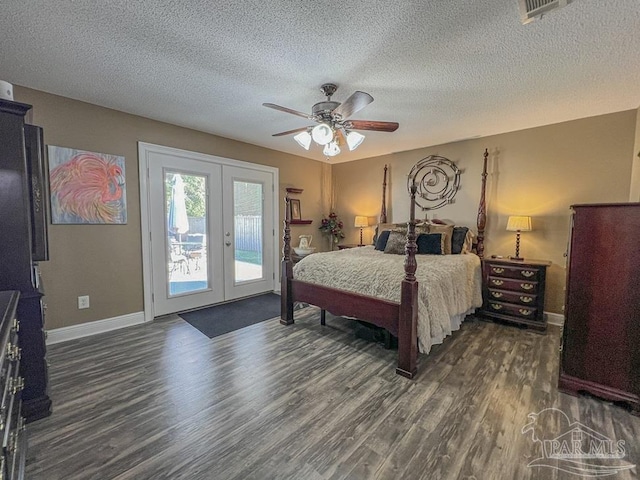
[289,198,302,221]
[47,146,127,224]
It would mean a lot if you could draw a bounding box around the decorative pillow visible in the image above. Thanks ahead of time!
[374,230,391,251]
[416,233,444,254]
[374,222,429,243]
[383,231,406,255]
[415,223,431,235]
[463,229,475,254]
[427,224,454,254]
[373,222,405,243]
[451,226,469,254]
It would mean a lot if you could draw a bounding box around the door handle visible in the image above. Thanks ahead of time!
[225,232,231,237]
[225,241,231,246]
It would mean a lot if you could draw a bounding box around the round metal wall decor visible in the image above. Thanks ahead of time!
[407,155,461,211]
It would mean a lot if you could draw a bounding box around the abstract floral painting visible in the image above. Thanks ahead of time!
[48,146,127,224]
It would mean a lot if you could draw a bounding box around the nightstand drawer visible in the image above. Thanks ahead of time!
[486,289,537,306]
[485,301,538,320]
[487,276,538,293]
[485,264,540,280]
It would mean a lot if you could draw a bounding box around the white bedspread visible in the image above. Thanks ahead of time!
[293,246,482,354]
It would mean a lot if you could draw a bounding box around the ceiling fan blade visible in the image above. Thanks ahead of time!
[332,91,373,119]
[272,126,310,137]
[335,128,346,146]
[263,103,311,120]
[347,120,399,132]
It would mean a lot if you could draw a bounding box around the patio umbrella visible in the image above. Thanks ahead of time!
[168,174,189,239]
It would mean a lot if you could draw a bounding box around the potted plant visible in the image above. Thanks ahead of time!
[319,212,345,250]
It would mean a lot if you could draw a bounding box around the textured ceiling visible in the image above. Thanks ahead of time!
[1,1,639,163]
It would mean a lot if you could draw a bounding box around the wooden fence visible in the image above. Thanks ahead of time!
[234,215,262,252]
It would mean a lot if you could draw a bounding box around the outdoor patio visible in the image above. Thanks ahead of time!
[169,252,263,296]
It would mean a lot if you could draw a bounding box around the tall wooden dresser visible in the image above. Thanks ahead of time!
[559,203,640,413]
[0,99,51,423]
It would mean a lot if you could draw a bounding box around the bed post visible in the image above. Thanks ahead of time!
[396,183,418,379]
[280,193,294,325]
[476,148,488,259]
[380,164,388,223]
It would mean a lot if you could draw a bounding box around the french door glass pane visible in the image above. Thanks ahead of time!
[165,172,209,296]
[234,180,263,282]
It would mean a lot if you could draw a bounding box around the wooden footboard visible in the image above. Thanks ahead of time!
[292,280,400,335]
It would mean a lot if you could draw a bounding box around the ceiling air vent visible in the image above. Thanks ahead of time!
[519,0,573,24]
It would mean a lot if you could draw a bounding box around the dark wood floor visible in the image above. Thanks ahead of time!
[26,308,639,480]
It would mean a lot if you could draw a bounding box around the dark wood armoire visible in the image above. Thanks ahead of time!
[559,203,640,413]
[0,99,51,423]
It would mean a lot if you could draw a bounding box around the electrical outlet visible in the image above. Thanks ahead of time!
[78,295,90,309]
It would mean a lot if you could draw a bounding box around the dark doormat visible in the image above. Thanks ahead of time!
[179,293,281,338]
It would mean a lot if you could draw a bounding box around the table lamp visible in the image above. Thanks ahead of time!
[506,215,531,260]
[354,216,368,246]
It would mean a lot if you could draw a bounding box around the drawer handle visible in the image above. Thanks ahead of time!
[520,296,533,303]
[9,376,24,396]
[7,431,16,454]
[519,309,533,316]
[491,304,503,310]
[492,279,504,286]
[520,283,534,290]
[492,267,505,274]
[491,292,503,298]
[6,344,21,362]
[7,418,21,454]
[521,270,535,278]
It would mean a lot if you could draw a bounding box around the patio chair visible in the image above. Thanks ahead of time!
[169,241,190,275]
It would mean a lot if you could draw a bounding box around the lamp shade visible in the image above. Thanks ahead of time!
[323,141,340,157]
[354,215,368,228]
[506,216,532,232]
[293,131,312,150]
[346,131,365,151]
[311,123,334,145]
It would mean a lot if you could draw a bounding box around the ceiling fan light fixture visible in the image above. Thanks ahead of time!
[265,83,398,157]
[346,131,365,151]
[311,123,334,145]
[293,131,312,150]
[323,141,341,157]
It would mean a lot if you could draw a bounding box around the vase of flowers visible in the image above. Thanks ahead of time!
[319,212,345,250]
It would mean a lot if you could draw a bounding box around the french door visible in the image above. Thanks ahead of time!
[222,166,275,300]
[140,143,277,319]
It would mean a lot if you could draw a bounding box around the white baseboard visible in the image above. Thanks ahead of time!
[545,311,565,327]
[44,306,562,344]
[46,311,145,345]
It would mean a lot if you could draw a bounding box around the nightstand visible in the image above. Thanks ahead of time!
[479,257,551,332]
[292,253,313,264]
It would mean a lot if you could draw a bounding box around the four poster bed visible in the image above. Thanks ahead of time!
[280,149,489,379]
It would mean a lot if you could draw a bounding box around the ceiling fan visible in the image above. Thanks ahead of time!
[263,83,399,157]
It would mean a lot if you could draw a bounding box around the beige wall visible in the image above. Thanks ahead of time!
[15,86,327,330]
[333,110,637,315]
[14,84,638,326]
[630,107,640,202]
